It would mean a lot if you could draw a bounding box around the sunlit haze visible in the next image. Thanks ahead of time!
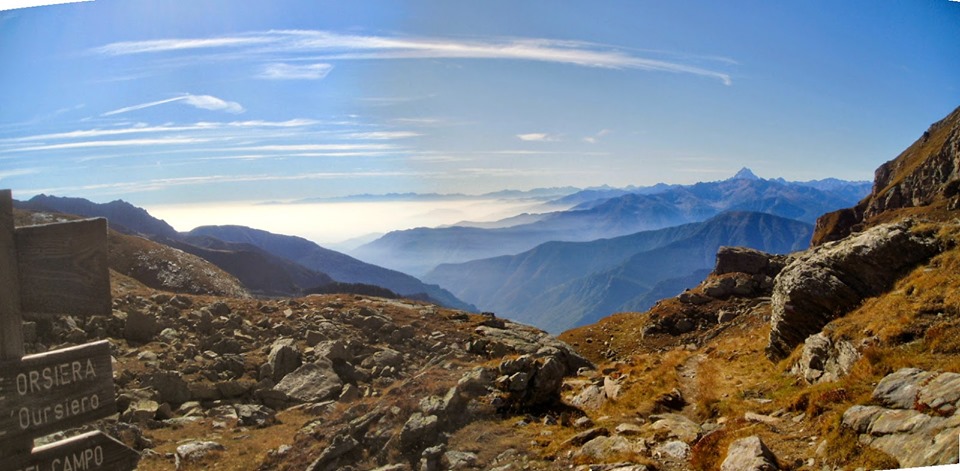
[145,198,567,245]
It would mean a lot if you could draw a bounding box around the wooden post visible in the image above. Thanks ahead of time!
[0,190,24,358]
[0,191,29,457]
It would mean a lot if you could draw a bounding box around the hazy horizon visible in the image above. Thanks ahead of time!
[144,197,570,247]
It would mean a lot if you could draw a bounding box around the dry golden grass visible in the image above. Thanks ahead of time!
[136,409,313,471]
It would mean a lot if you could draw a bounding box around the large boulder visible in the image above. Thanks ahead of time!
[766,222,939,360]
[273,358,343,404]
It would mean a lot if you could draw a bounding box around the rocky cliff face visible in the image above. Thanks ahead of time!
[813,105,960,245]
[767,221,941,360]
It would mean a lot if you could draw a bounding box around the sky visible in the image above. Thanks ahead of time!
[1,1,959,221]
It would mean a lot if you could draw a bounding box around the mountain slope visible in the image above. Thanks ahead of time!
[814,104,960,244]
[427,211,812,333]
[16,195,472,308]
[16,194,180,238]
[186,225,475,311]
[356,173,866,276]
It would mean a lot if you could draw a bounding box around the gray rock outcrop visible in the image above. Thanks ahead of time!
[767,222,939,360]
[842,367,960,467]
[792,333,860,384]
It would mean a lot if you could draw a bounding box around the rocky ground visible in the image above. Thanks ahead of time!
[21,217,957,471]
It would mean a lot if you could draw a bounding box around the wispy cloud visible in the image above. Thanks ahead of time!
[238,143,398,152]
[102,94,244,116]
[25,170,427,195]
[0,167,40,180]
[91,30,734,85]
[259,62,334,80]
[517,133,559,142]
[583,129,611,144]
[1,119,319,144]
[6,137,213,153]
[2,0,91,12]
[344,131,421,140]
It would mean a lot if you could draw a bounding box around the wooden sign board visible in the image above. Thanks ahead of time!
[0,341,116,447]
[4,430,140,471]
[15,218,110,319]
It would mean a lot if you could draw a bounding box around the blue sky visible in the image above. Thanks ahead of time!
[1,0,959,206]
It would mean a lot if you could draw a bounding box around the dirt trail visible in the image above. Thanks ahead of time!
[678,353,707,416]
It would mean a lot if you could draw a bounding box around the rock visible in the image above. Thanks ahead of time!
[236,404,277,427]
[444,450,479,469]
[361,347,403,370]
[654,440,690,460]
[614,423,644,436]
[217,380,253,398]
[872,367,937,409]
[175,441,224,468]
[141,371,191,405]
[209,301,231,316]
[677,291,711,305]
[648,413,701,443]
[794,333,860,384]
[494,353,568,409]
[917,371,960,415]
[124,310,159,343]
[420,445,444,471]
[187,382,221,401]
[563,427,609,447]
[603,375,622,400]
[717,309,738,323]
[576,435,643,459]
[273,358,343,404]
[123,399,160,423]
[842,367,960,467]
[398,412,439,452]
[715,246,790,277]
[266,338,302,382]
[653,388,685,412]
[571,384,607,410]
[767,222,939,360]
[720,436,779,471]
[744,411,779,425]
[314,340,353,362]
[306,433,359,471]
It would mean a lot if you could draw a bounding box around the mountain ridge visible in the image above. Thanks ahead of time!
[356,173,867,276]
[426,211,813,332]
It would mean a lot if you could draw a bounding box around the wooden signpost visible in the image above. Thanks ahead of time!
[0,190,139,470]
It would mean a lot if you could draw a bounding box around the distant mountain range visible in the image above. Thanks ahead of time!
[15,195,475,310]
[424,211,814,333]
[352,169,870,276]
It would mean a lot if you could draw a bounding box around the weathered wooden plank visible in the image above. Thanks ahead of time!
[0,341,116,447]
[3,430,140,471]
[15,218,110,318]
[0,190,30,457]
[0,190,25,359]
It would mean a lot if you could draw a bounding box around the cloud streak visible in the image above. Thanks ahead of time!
[92,30,733,85]
[259,62,334,80]
[102,94,244,116]
[517,133,558,142]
